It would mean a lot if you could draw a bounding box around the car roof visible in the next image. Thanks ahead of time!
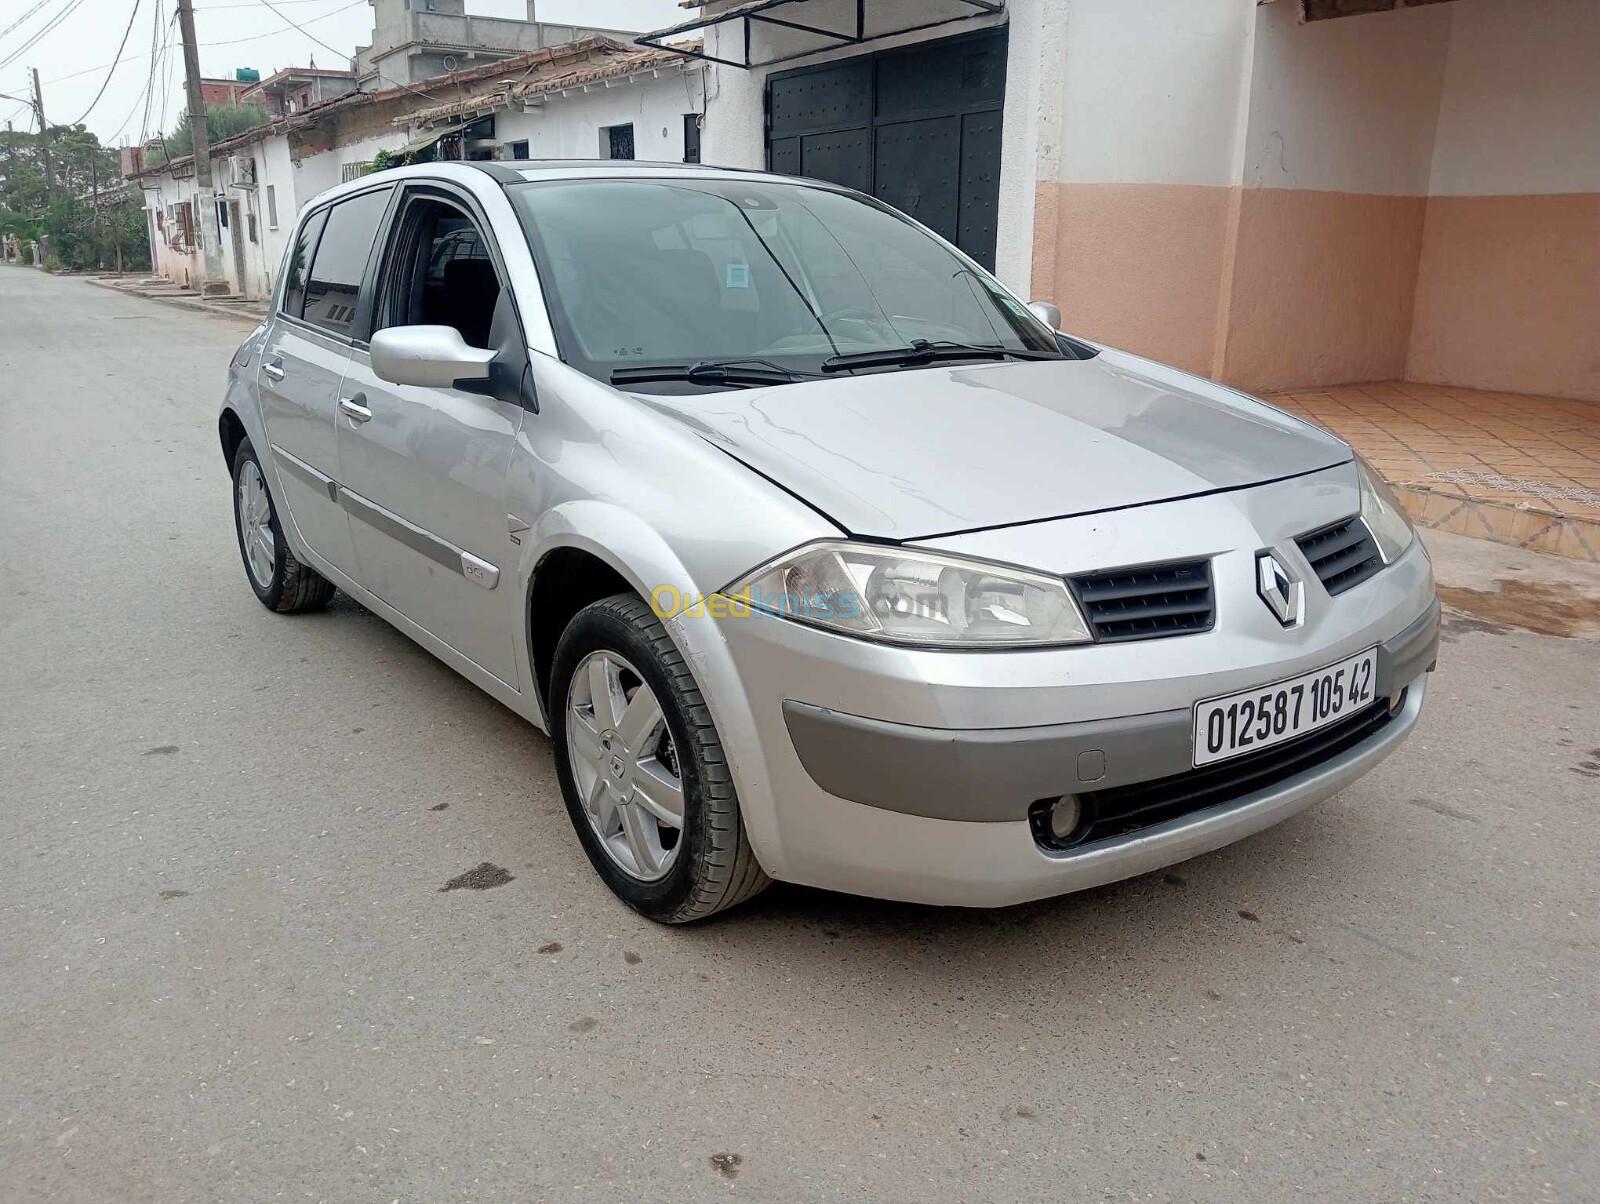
[302,159,838,213]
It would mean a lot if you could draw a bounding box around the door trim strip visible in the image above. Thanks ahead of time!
[270,443,339,502]
[337,486,501,590]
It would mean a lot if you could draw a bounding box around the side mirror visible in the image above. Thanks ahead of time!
[370,325,496,390]
[1027,300,1062,331]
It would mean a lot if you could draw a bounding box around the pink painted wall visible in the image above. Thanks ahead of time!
[1032,182,1233,377]
[1031,0,1597,400]
[1218,190,1430,392]
[1408,194,1600,400]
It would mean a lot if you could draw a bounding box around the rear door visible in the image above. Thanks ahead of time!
[256,187,394,574]
[334,180,527,687]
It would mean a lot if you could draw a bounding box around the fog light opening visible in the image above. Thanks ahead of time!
[1049,796,1081,841]
[1030,795,1090,851]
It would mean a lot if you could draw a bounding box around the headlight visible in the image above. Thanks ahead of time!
[1356,457,1414,563]
[727,542,1093,648]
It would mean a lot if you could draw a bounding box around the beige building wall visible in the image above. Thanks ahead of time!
[1216,1,1449,391]
[1032,0,1597,400]
[1031,0,1254,376]
[1407,0,1600,401]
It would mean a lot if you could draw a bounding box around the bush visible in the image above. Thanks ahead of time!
[43,254,62,272]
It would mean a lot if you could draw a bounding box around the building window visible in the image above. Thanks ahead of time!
[508,140,529,160]
[174,201,195,251]
[683,114,701,164]
[266,184,279,230]
[602,123,635,161]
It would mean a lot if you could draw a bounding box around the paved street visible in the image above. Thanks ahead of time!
[2,265,1597,1203]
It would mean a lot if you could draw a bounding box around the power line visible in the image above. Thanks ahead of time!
[249,0,351,68]
[0,0,89,74]
[8,0,364,89]
[0,0,58,46]
[251,0,447,102]
[105,0,169,144]
[66,0,144,127]
[197,0,355,9]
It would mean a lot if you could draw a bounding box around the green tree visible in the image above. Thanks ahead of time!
[150,103,269,164]
[0,124,150,271]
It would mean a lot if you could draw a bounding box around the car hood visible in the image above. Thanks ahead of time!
[641,349,1350,540]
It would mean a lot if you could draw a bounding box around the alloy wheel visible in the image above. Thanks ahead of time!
[237,461,276,589]
[565,649,686,882]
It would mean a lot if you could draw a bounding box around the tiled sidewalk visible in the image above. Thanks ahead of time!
[1267,382,1600,563]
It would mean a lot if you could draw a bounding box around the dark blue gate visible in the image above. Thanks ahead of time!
[765,28,1007,270]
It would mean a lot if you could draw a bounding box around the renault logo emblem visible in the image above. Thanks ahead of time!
[1256,550,1304,627]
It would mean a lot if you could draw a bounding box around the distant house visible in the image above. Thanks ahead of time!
[353,0,637,88]
[239,67,359,118]
[199,77,252,107]
[123,39,705,301]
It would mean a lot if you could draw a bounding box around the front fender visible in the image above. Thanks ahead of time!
[517,503,791,873]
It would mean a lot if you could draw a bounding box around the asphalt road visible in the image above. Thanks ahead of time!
[2,266,1597,1204]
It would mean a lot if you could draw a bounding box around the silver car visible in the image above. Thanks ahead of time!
[220,161,1439,922]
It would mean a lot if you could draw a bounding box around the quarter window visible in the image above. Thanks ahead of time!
[281,208,326,317]
[301,188,393,337]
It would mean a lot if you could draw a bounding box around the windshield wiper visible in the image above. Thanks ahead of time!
[820,339,1060,374]
[610,357,813,389]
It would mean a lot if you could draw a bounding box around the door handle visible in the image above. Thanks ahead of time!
[339,394,373,423]
[262,359,285,381]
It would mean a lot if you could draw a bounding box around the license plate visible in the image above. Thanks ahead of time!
[1192,647,1379,767]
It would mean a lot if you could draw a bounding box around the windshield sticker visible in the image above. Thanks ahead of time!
[725,262,751,289]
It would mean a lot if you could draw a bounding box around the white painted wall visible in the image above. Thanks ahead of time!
[255,133,298,298]
[1052,0,1256,188]
[494,68,703,161]
[1428,0,1600,196]
[1243,0,1450,195]
[136,172,205,288]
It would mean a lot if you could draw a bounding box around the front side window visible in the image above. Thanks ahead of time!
[373,196,502,350]
[509,178,1057,391]
[301,187,393,337]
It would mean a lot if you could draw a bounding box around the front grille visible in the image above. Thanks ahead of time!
[1070,559,1214,643]
[1297,516,1383,596]
[1056,694,1401,849]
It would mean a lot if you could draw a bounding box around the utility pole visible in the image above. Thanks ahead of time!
[175,0,226,292]
[32,67,53,202]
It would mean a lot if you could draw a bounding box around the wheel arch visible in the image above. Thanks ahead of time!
[219,407,248,472]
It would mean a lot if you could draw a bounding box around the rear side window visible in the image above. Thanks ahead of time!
[301,188,393,337]
[280,208,326,318]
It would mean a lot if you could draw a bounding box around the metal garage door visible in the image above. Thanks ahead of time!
[765,28,1007,270]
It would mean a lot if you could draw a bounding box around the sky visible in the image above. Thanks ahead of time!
[0,0,688,147]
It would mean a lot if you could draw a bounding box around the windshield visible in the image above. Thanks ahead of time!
[508,177,1060,391]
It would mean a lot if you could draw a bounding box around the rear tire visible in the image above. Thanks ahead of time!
[551,594,770,923]
[231,437,336,614]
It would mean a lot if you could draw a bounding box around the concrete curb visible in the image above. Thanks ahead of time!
[82,276,266,326]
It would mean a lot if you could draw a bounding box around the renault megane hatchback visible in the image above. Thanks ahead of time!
[219,161,1439,922]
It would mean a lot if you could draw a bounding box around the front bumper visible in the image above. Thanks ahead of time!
[781,599,1439,822]
[677,468,1438,907]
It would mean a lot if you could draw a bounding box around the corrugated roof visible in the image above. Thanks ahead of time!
[396,41,700,127]
[129,36,695,179]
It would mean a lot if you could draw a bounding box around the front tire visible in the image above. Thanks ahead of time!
[231,437,336,614]
[551,594,769,923]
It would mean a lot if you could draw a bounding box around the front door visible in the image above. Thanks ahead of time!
[765,28,1007,270]
[257,205,357,573]
[334,183,525,687]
